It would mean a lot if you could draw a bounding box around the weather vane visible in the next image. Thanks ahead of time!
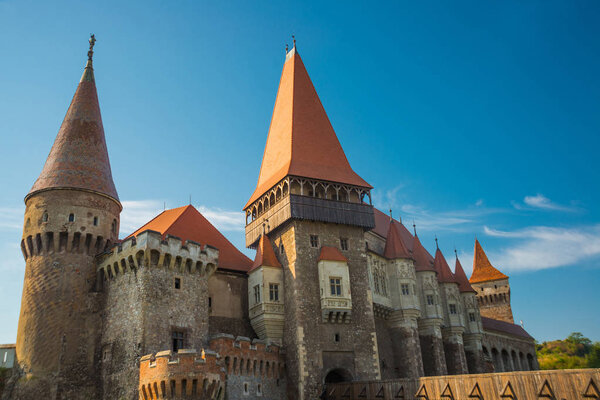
[88,34,96,61]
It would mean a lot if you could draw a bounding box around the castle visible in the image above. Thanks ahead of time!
[2,37,538,400]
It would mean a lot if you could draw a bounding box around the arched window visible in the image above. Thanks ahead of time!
[68,213,75,222]
[42,212,48,222]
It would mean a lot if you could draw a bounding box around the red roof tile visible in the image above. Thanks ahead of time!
[454,256,476,293]
[27,55,119,204]
[470,239,508,284]
[250,234,282,272]
[433,248,457,284]
[481,317,533,339]
[128,205,252,272]
[384,219,411,259]
[318,246,348,262]
[245,48,371,209]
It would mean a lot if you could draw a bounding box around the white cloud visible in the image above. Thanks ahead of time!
[483,224,600,271]
[0,207,24,231]
[196,205,245,232]
[518,194,578,212]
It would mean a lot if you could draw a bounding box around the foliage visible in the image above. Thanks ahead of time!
[536,332,600,370]
[0,367,10,394]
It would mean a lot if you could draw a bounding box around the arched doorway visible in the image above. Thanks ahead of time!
[324,368,353,384]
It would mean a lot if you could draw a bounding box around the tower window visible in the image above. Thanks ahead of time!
[469,312,476,322]
[68,213,75,222]
[340,238,348,251]
[310,235,319,248]
[253,284,261,304]
[426,295,434,305]
[243,382,249,395]
[449,304,457,314]
[269,283,279,302]
[334,333,340,342]
[208,297,212,308]
[42,212,48,222]
[93,216,98,226]
[280,242,284,254]
[329,277,342,296]
[171,331,184,353]
[401,284,410,295]
[257,383,262,396]
[174,278,181,289]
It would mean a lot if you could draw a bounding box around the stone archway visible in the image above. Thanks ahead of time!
[324,368,353,384]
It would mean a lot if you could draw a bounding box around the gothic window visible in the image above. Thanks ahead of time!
[172,331,184,353]
[310,235,319,248]
[426,294,434,305]
[401,283,410,295]
[42,212,48,222]
[469,312,476,322]
[373,270,380,294]
[68,213,75,222]
[380,273,387,296]
[329,277,342,296]
[253,284,261,304]
[340,238,348,251]
[93,216,98,226]
[269,283,279,302]
[449,304,457,314]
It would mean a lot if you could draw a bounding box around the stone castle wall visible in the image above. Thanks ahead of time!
[208,271,255,338]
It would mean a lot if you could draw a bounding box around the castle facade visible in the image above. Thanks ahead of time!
[2,38,538,400]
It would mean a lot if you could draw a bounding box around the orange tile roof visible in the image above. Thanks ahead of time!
[469,239,508,284]
[244,48,371,209]
[433,248,457,284]
[27,56,119,204]
[454,256,476,293]
[384,219,411,259]
[250,234,282,272]
[127,205,252,272]
[318,246,348,262]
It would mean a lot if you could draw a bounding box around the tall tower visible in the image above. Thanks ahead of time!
[244,45,379,399]
[469,239,514,323]
[10,36,121,400]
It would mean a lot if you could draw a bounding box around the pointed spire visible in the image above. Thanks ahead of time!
[251,234,282,272]
[434,247,457,284]
[26,35,119,205]
[470,239,508,283]
[454,255,476,293]
[245,45,371,209]
[412,233,435,272]
[384,219,411,259]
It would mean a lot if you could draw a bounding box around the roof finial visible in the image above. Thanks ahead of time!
[435,235,439,249]
[389,208,393,220]
[88,34,96,61]
[454,247,458,259]
[285,43,289,53]
[412,220,417,236]
[292,34,296,48]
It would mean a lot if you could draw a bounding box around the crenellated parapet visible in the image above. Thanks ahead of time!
[96,230,219,286]
[139,349,224,400]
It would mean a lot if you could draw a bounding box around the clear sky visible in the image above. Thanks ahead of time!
[0,0,599,344]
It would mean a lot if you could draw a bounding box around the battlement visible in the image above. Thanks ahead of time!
[21,231,113,260]
[97,230,219,286]
[139,349,224,399]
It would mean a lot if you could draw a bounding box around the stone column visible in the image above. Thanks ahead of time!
[442,327,468,375]
[388,310,424,378]
[418,319,447,376]
[463,333,485,374]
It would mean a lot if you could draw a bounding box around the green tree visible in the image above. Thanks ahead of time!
[588,342,600,368]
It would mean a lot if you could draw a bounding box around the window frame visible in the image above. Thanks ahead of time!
[253,284,261,304]
[329,277,342,297]
[269,283,279,302]
[401,283,410,296]
[310,234,319,248]
[426,294,434,305]
[340,238,348,251]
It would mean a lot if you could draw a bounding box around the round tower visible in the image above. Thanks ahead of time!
[10,36,121,400]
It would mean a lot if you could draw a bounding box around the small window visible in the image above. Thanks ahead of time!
[401,283,410,295]
[269,283,279,302]
[257,383,262,396]
[449,304,457,314]
[172,331,184,353]
[3,352,7,363]
[330,277,342,296]
[426,295,434,305]
[310,235,319,248]
[93,216,98,226]
[334,333,340,342]
[111,219,117,234]
[469,312,476,322]
[280,242,284,254]
[340,238,348,251]
[243,382,249,396]
[208,297,212,308]
[254,284,261,304]
[174,278,181,289]
[68,213,75,222]
[42,212,48,222]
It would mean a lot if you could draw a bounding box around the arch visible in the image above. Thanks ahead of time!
[527,353,534,370]
[511,350,519,370]
[325,185,336,200]
[128,255,136,271]
[257,202,263,216]
[42,212,49,222]
[282,181,289,196]
[324,368,353,384]
[120,258,127,274]
[269,192,276,207]
[314,183,326,199]
[150,249,160,266]
[136,250,145,268]
[491,348,501,372]
[290,180,301,195]
[519,351,527,371]
[185,259,193,273]
[501,349,511,371]
[482,346,489,357]
[206,263,216,275]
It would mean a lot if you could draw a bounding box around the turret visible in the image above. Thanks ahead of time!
[469,239,514,323]
[432,245,467,375]
[454,254,485,373]
[12,36,121,400]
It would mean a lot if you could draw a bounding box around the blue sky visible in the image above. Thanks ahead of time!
[0,0,599,344]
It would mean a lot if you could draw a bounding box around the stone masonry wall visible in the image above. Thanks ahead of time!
[208,272,255,339]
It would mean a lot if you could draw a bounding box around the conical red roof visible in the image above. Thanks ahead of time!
[245,47,371,209]
[470,239,508,283]
[250,234,282,272]
[384,219,411,259]
[27,51,119,204]
[433,248,457,284]
[128,205,252,272]
[412,234,435,272]
[454,256,476,293]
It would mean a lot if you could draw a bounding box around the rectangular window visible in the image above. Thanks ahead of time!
[401,283,410,295]
[257,383,262,396]
[174,277,181,289]
[172,331,184,353]
[449,304,457,314]
[330,277,342,296]
[426,294,434,305]
[253,284,261,304]
[310,235,319,248]
[269,283,279,302]
[279,242,284,254]
[469,312,476,322]
[243,382,249,396]
[340,238,348,251]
